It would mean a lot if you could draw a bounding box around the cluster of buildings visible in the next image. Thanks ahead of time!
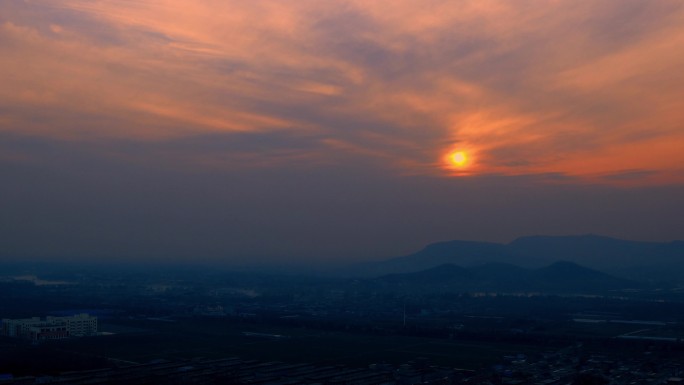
[472,347,684,385]
[0,314,97,341]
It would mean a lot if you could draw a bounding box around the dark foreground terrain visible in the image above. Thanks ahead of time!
[2,260,684,384]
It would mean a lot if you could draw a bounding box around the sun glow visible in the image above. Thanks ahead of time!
[442,149,475,175]
[450,151,468,167]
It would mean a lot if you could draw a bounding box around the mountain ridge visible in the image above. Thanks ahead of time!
[350,235,684,281]
[374,260,640,293]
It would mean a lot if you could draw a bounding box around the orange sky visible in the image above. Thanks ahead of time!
[2,0,684,185]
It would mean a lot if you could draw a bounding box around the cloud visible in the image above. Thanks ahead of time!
[1,0,683,183]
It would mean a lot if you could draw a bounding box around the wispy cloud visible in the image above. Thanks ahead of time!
[2,0,683,183]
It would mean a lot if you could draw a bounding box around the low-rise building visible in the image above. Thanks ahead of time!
[1,313,97,341]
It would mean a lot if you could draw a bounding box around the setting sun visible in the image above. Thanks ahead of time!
[450,151,468,167]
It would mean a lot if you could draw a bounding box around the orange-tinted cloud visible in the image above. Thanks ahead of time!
[1,0,684,184]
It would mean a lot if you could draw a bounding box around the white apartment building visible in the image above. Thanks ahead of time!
[1,313,97,341]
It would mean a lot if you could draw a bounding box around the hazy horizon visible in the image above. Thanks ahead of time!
[1,233,682,269]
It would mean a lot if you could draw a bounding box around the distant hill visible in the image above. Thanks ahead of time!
[508,235,684,270]
[350,235,684,281]
[374,261,639,293]
[528,261,636,292]
[353,240,518,276]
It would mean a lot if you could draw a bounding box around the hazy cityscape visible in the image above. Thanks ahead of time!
[2,235,684,383]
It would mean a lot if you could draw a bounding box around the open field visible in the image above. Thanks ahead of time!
[58,318,554,370]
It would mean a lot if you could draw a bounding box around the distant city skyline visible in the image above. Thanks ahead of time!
[1,1,683,264]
